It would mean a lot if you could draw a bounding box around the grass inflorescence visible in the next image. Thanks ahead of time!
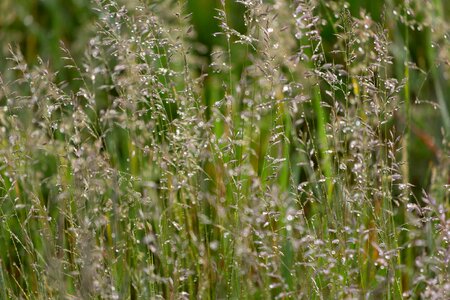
[0,0,449,299]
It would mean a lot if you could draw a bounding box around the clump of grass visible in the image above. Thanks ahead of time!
[0,0,449,299]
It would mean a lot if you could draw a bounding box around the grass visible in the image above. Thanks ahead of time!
[0,0,449,299]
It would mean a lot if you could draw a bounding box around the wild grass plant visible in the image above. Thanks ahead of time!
[0,0,449,299]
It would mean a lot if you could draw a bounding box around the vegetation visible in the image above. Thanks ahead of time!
[0,0,449,298]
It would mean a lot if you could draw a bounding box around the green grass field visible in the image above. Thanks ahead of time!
[0,0,449,299]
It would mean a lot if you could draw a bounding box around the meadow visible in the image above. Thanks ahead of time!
[0,0,449,299]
